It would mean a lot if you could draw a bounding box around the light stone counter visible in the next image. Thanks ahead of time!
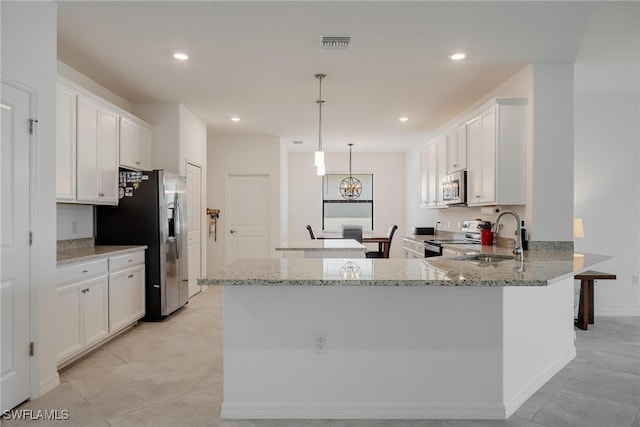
[57,245,148,266]
[199,250,610,287]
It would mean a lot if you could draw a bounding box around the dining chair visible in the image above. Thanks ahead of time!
[342,225,363,243]
[306,225,316,239]
[365,224,398,258]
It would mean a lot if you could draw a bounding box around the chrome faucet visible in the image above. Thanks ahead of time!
[492,211,524,260]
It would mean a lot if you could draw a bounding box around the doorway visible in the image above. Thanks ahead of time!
[1,80,32,411]
[224,174,270,265]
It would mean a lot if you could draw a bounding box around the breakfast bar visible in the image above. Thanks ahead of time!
[199,250,610,420]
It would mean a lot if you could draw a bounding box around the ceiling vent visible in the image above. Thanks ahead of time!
[320,36,351,49]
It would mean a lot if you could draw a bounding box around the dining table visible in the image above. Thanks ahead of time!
[317,233,392,258]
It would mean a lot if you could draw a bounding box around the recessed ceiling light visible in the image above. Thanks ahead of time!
[449,53,466,61]
[231,117,240,122]
[399,117,409,122]
[173,52,189,60]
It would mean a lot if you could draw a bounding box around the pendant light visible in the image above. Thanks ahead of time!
[339,143,362,200]
[315,73,326,176]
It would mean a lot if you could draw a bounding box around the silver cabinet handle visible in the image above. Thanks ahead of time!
[230,229,237,234]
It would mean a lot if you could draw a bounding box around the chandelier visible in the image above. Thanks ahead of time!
[314,73,326,176]
[339,143,362,200]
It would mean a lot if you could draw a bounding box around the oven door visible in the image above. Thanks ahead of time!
[424,242,443,258]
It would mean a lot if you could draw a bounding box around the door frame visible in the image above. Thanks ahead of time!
[185,158,206,294]
[2,76,37,405]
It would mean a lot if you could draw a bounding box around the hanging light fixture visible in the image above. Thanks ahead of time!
[339,143,362,200]
[314,73,326,176]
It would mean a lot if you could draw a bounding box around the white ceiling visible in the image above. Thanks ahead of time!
[56,1,639,153]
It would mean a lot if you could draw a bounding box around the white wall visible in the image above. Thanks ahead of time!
[207,136,282,272]
[528,64,574,242]
[57,61,131,111]
[574,93,640,315]
[2,0,60,398]
[288,151,405,258]
[131,103,181,174]
[56,204,93,240]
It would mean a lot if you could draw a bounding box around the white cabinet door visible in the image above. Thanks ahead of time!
[56,83,77,201]
[98,108,119,204]
[467,107,497,205]
[421,136,447,208]
[108,269,130,333]
[119,116,138,170]
[76,94,101,203]
[119,116,152,171]
[426,143,438,208]
[128,265,146,322]
[446,123,467,174]
[419,147,428,207]
[82,275,109,347]
[75,94,119,205]
[109,264,145,333]
[435,137,447,207]
[56,283,84,363]
[137,125,152,170]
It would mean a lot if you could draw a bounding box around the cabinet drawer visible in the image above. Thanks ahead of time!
[109,251,145,271]
[57,258,108,286]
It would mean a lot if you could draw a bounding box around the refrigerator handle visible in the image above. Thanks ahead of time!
[175,193,183,260]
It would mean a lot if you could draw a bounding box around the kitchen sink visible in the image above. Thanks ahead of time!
[452,254,515,263]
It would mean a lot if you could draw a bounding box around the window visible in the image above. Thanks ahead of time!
[322,174,373,232]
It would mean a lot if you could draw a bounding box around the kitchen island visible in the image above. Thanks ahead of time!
[198,249,610,420]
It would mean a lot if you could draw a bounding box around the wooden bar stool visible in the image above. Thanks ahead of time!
[574,270,616,330]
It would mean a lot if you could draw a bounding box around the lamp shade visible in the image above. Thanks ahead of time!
[573,218,584,239]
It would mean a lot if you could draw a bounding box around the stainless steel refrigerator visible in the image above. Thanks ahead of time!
[96,169,188,321]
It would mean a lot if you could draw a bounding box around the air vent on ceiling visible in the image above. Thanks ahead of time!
[293,140,303,145]
[320,36,351,49]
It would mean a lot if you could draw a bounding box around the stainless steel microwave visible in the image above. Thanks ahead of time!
[442,170,466,205]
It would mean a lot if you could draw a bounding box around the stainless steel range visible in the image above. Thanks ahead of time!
[423,220,491,257]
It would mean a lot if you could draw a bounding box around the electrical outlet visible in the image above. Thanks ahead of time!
[447,220,451,229]
[314,332,327,354]
[633,275,639,285]
[72,220,77,235]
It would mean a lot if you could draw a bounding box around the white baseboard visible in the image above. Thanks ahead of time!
[221,402,507,420]
[595,310,640,317]
[503,346,576,418]
[36,373,60,398]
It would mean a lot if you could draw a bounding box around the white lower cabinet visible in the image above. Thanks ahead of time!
[56,259,109,364]
[56,250,146,367]
[108,251,145,334]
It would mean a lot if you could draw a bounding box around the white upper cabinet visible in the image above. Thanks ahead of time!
[76,93,119,205]
[446,123,467,174]
[466,98,527,206]
[420,135,448,208]
[120,115,152,171]
[56,82,77,201]
[56,76,152,205]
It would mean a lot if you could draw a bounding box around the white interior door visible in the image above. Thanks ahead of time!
[225,175,270,265]
[1,81,31,411]
[186,162,202,298]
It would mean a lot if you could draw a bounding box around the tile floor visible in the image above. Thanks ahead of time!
[3,287,639,427]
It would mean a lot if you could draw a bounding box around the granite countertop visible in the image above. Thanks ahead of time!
[198,249,611,287]
[57,239,147,266]
[275,239,366,251]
